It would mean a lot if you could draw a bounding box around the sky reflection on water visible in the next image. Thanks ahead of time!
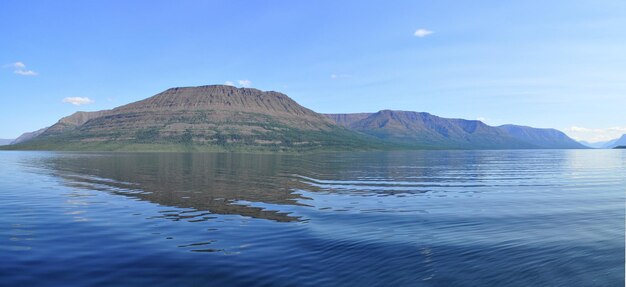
[0,150,624,286]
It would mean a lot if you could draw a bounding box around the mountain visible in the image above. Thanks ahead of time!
[326,110,533,149]
[325,111,584,149]
[0,139,13,146]
[325,113,371,127]
[604,134,626,149]
[580,134,626,149]
[6,85,385,152]
[11,127,49,145]
[6,85,586,152]
[496,125,586,149]
[42,111,109,135]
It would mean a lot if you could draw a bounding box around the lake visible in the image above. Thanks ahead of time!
[0,150,624,286]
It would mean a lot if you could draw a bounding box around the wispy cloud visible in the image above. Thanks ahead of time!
[4,61,38,76]
[14,69,38,76]
[238,79,252,87]
[10,62,26,69]
[224,79,252,87]
[414,28,433,37]
[62,97,94,106]
[331,73,352,80]
[563,126,626,142]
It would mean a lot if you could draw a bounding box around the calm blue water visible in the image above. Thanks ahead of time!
[0,150,624,286]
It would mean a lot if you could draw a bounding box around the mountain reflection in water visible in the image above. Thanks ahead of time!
[41,152,316,222]
[37,151,528,224]
[2,150,623,286]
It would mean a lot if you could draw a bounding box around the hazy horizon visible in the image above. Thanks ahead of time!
[1,0,625,142]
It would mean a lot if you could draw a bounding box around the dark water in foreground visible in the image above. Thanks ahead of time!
[0,150,624,286]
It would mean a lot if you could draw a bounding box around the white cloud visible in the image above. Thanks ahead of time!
[331,73,351,80]
[14,69,38,76]
[608,126,626,132]
[238,80,252,87]
[11,62,26,69]
[62,97,94,106]
[414,28,434,37]
[567,126,591,132]
[224,81,235,86]
[563,126,626,142]
[4,61,38,76]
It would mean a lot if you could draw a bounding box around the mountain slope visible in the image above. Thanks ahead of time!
[326,110,533,149]
[325,113,371,127]
[41,111,110,136]
[497,125,586,149]
[325,111,584,149]
[604,134,626,148]
[11,127,49,145]
[0,139,13,146]
[7,86,586,151]
[582,135,626,149]
[8,85,385,151]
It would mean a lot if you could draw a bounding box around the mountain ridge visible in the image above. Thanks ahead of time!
[496,124,584,149]
[579,134,626,149]
[604,134,626,148]
[324,110,584,149]
[7,85,385,152]
[6,85,586,151]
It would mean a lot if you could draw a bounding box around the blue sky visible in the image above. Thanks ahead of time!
[1,0,625,142]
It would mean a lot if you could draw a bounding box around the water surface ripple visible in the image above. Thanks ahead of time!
[0,150,624,286]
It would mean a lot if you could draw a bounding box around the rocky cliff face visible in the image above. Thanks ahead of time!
[325,113,371,128]
[77,85,336,138]
[15,85,375,151]
[116,86,323,117]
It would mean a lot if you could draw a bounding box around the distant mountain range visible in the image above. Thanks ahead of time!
[325,111,584,149]
[579,134,626,149]
[3,85,586,152]
[604,135,626,148]
[0,139,14,146]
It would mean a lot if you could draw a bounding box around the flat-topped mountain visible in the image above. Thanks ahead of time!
[325,110,585,149]
[41,85,334,136]
[9,85,382,151]
[496,124,585,149]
